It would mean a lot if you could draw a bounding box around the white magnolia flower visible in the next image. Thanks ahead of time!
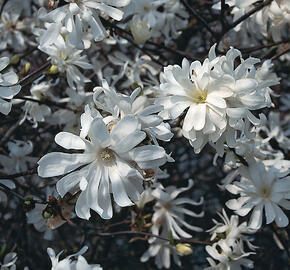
[157,44,277,154]
[39,37,92,89]
[48,246,102,270]
[150,180,203,240]
[207,209,256,249]
[0,140,37,173]
[205,240,254,270]
[0,0,33,52]
[226,162,290,229]
[130,15,152,45]
[38,0,131,47]
[93,80,173,142]
[38,115,167,219]
[141,237,182,269]
[104,51,160,89]
[0,252,17,270]
[0,57,21,115]
[20,82,52,127]
[259,111,290,153]
[268,0,290,41]
[157,45,232,153]
[124,0,188,43]
[213,0,290,42]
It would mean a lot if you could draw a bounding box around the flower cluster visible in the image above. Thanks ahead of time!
[213,0,290,44]
[157,44,277,155]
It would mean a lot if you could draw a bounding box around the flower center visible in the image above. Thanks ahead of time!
[99,148,115,164]
[192,90,207,104]
[259,187,271,198]
[144,5,151,12]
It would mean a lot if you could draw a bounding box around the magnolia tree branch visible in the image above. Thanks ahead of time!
[18,61,51,87]
[240,39,290,53]
[220,0,273,40]
[0,167,37,180]
[94,230,211,245]
[0,182,25,201]
[180,0,218,39]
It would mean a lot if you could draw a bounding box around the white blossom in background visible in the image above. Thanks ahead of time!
[48,246,102,270]
[150,180,203,239]
[268,0,290,41]
[141,237,182,269]
[0,57,21,115]
[207,209,257,250]
[124,0,188,43]
[205,240,255,270]
[93,80,173,143]
[0,252,17,270]
[38,114,167,219]
[0,140,37,173]
[258,111,290,153]
[19,81,52,127]
[103,51,160,89]
[39,36,93,89]
[226,162,290,229]
[0,0,34,52]
[140,180,203,268]
[157,44,278,155]
[212,0,290,42]
[38,0,131,48]
[130,15,152,45]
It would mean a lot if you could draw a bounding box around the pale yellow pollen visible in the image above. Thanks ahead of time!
[192,90,207,104]
[260,187,271,198]
[144,5,151,12]
[99,148,115,164]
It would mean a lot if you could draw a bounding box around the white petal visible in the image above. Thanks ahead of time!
[249,204,263,229]
[273,204,289,227]
[55,132,86,150]
[89,118,110,148]
[265,202,275,224]
[75,191,90,220]
[109,165,133,207]
[38,152,94,177]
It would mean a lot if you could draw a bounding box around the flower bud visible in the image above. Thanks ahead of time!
[130,15,152,45]
[176,243,193,256]
[10,55,20,65]
[47,65,59,74]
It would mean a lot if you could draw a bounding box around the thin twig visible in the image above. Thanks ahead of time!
[94,230,210,245]
[240,40,290,53]
[225,0,273,33]
[180,0,218,39]
[16,97,79,112]
[0,182,25,201]
[101,18,193,61]
[220,0,227,31]
[0,167,37,180]
[18,61,51,87]
[270,47,290,61]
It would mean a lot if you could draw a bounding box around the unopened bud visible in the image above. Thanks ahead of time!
[23,196,35,211]
[130,15,152,45]
[21,62,31,75]
[47,65,59,74]
[10,55,20,65]
[176,243,193,256]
